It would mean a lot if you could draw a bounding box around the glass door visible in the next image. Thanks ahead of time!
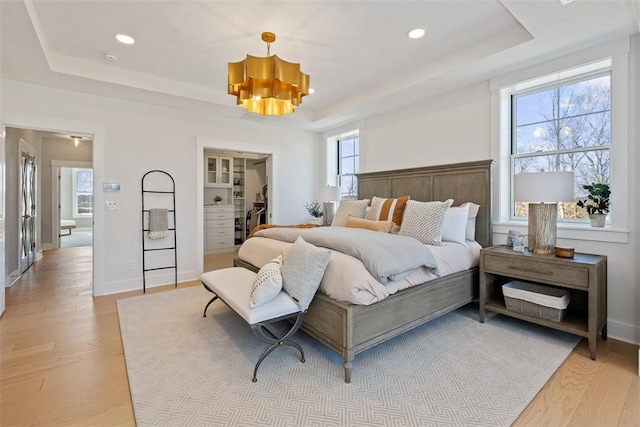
[20,151,36,272]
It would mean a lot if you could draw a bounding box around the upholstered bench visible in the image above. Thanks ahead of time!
[60,219,76,236]
[200,267,306,382]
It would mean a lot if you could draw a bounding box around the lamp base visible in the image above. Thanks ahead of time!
[528,203,557,255]
[322,202,336,226]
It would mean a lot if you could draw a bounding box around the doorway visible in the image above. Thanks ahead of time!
[58,166,93,248]
[196,138,276,276]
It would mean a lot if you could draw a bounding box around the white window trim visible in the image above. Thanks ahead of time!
[324,127,360,188]
[490,38,630,244]
[72,167,93,219]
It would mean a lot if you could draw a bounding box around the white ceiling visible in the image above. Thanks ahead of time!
[1,0,639,132]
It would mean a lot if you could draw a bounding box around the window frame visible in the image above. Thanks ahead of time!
[490,40,630,244]
[336,134,360,200]
[72,167,94,218]
[509,69,612,223]
[324,128,361,201]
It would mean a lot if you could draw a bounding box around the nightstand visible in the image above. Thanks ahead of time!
[479,245,607,360]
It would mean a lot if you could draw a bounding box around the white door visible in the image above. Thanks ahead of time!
[0,127,6,316]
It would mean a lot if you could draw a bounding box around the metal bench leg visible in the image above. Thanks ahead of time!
[201,280,220,317]
[202,295,219,317]
[250,312,306,382]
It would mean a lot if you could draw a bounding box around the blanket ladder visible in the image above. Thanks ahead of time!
[141,170,177,292]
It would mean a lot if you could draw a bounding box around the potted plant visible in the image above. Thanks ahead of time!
[304,201,323,225]
[214,195,223,205]
[577,182,610,227]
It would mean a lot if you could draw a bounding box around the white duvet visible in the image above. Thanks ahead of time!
[238,235,481,306]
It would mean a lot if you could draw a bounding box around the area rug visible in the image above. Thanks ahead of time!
[117,286,579,427]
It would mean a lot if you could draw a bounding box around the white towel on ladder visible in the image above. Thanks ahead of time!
[149,208,169,239]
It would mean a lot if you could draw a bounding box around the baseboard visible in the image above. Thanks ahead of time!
[41,243,55,251]
[607,318,639,346]
[98,269,200,296]
[7,269,21,287]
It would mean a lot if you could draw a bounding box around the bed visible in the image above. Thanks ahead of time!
[234,159,493,382]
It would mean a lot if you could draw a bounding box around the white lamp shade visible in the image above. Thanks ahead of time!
[514,172,574,203]
[318,185,341,201]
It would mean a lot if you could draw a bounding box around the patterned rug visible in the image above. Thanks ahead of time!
[117,286,579,427]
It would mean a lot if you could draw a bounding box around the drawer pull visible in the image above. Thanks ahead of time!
[507,265,554,276]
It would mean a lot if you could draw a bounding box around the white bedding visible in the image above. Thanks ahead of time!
[238,234,481,306]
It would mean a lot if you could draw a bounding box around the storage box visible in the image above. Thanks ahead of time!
[502,281,570,322]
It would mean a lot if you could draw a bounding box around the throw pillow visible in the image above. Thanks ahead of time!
[442,204,471,244]
[398,199,454,246]
[346,215,393,233]
[331,199,370,227]
[281,237,331,311]
[460,202,481,241]
[366,195,410,225]
[249,255,283,308]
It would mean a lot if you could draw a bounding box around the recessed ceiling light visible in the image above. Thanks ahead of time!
[407,28,426,39]
[560,0,575,4]
[309,88,315,94]
[115,34,135,45]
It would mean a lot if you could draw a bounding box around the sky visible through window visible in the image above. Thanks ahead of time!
[512,74,611,219]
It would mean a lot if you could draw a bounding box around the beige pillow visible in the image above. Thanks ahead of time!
[398,199,454,246]
[346,215,393,233]
[331,199,370,226]
[366,195,410,225]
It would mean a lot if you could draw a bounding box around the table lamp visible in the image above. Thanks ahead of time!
[318,186,341,226]
[514,171,574,255]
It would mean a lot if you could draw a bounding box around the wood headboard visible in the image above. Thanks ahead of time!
[357,159,493,248]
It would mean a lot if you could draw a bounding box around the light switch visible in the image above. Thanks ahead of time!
[106,200,118,210]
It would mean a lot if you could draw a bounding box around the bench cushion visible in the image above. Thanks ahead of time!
[200,267,299,325]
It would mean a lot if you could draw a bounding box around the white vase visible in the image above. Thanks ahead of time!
[589,213,607,227]
[309,217,322,226]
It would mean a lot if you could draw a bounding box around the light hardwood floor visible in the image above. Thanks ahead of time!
[1,247,638,426]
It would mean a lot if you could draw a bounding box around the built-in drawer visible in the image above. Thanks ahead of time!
[205,205,233,216]
[483,254,589,288]
[205,227,234,238]
[205,218,234,229]
[205,235,235,250]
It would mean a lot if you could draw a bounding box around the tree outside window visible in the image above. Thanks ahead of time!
[512,73,611,221]
[337,135,360,200]
[73,168,93,216]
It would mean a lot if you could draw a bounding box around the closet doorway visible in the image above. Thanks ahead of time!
[198,143,272,274]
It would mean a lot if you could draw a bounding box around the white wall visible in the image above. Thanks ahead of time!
[0,81,320,296]
[361,82,492,172]
[328,36,640,346]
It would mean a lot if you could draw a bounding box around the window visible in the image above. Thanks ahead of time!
[508,65,611,223]
[73,168,93,217]
[337,134,360,200]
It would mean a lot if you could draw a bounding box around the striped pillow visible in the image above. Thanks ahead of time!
[366,196,410,225]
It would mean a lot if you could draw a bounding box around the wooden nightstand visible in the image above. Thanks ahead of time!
[479,245,607,360]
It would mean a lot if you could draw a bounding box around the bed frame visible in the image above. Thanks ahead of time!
[234,159,493,382]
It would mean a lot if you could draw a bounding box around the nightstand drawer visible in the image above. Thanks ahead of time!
[483,254,589,288]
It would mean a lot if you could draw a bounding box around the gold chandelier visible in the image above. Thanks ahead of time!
[228,32,310,116]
